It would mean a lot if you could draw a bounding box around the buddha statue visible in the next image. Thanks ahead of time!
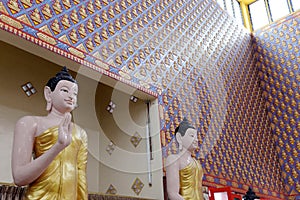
[87,1,95,14]
[95,0,101,10]
[94,14,102,28]
[115,36,121,47]
[102,10,109,23]
[94,32,101,46]
[8,0,21,13]
[115,3,121,14]
[53,0,62,14]
[115,19,122,31]
[166,118,204,200]
[69,29,79,43]
[51,19,61,34]
[86,38,94,52]
[70,10,79,24]
[87,19,94,32]
[78,24,87,38]
[42,4,52,19]
[61,14,71,29]
[11,67,88,200]
[62,0,71,9]
[79,5,87,19]
[30,8,42,24]
[108,6,115,18]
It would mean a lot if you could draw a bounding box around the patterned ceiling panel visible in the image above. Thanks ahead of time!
[254,11,300,199]
[0,0,227,97]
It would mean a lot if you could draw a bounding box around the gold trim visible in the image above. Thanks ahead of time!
[0,2,9,14]
[58,34,71,44]
[37,32,57,45]
[76,43,87,53]
[119,71,131,80]
[16,14,31,25]
[0,182,16,186]
[237,0,257,32]
[95,60,109,70]
[0,14,23,29]
[68,47,85,58]
[20,0,32,8]
[39,25,53,36]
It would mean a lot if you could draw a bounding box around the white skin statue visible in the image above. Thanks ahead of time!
[12,75,78,186]
[12,67,88,200]
[166,119,203,200]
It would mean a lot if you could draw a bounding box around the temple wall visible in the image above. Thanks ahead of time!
[1,0,298,199]
[254,11,300,199]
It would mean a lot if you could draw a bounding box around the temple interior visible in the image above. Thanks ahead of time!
[0,0,299,200]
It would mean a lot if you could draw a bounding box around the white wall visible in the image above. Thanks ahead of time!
[0,105,30,182]
[0,41,164,199]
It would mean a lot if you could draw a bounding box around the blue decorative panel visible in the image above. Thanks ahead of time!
[254,11,300,199]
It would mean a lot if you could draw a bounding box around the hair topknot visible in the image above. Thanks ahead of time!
[57,66,70,77]
[175,117,195,136]
[46,66,77,91]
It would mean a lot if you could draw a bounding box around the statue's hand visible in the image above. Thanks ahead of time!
[57,113,72,149]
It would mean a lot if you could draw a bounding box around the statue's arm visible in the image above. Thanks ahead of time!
[11,116,68,186]
[166,155,184,200]
[77,127,88,200]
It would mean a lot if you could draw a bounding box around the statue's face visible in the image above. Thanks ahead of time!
[51,80,78,113]
[181,128,198,151]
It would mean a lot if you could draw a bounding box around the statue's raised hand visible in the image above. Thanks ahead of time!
[57,113,73,149]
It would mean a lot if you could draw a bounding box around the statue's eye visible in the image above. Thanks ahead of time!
[61,89,68,92]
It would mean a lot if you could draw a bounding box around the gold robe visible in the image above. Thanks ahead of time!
[179,157,204,200]
[25,125,88,200]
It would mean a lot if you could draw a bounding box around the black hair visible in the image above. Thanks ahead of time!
[46,66,77,91]
[175,117,195,136]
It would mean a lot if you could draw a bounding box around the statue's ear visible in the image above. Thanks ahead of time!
[44,86,52,112]
[175,132,183,151]
[44,86,51,101]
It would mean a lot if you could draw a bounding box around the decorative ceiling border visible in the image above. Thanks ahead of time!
[0,11,158,97]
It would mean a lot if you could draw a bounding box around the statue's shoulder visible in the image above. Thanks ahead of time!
[15,116,42,137]
[166,154,180,167]
[73,123,88,141]
[16,115,39,126]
